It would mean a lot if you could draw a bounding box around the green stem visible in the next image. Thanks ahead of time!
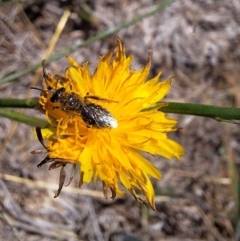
[0,97,39,108]
[1,97,240,122]
[160,102,240,121]
[0,0,175,85]
[0,108,48,127]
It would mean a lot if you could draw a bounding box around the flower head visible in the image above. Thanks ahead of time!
[33,38,184,210]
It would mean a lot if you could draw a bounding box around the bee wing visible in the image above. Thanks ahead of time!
[82,104,118,128]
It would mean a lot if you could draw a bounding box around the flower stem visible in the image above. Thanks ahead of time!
[160,102,240,122]
[0,97,39,108]
[0,108,48,127]
[1,98,240,124]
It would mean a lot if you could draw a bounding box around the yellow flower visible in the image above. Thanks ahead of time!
[34,38,184,210]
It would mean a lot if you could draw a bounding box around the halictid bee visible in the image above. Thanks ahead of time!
[50,87,118,129]
[32,60,118,129]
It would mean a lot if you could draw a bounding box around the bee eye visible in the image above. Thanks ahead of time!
[50,88,65,102]
[50,95,58,102]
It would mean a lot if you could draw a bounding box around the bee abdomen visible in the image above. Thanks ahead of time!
[81,103,118,128]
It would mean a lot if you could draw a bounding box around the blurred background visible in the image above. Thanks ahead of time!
[0,0,240,240]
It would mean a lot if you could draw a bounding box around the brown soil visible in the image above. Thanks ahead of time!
[0,0,240,240]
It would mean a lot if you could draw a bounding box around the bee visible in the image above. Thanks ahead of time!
[50,87,118,129]
[32,60,118,129]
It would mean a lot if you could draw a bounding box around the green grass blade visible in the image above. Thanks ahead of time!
[0,0,175,85]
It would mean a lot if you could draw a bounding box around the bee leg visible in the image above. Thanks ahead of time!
[84,94,118,103]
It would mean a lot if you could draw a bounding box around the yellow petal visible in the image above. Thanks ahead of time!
[34,38,184,209]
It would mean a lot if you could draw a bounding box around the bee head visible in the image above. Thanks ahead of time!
[50,88,66,103]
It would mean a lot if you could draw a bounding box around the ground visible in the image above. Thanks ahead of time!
[0,0,240,240]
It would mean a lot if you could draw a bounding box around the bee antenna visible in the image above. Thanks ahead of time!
[30,87,47,92]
